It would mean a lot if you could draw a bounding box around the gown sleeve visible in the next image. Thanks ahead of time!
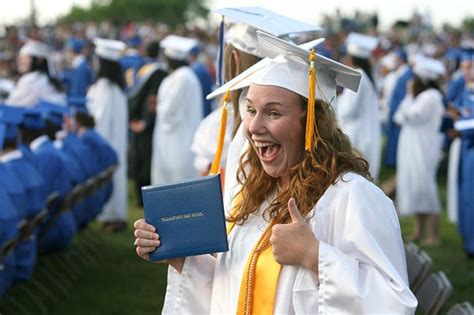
[162,254,217,314]
[292,175,418,314]
[394,92,441,126]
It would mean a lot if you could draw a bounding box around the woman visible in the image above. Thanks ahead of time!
[86,38,128,232]
[6,40,65,106]
[150,35,203,185]
[135,33,417,313]
[336,32,382,181]
[394,55,446,245]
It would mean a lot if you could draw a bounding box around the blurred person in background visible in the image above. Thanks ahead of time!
[6,40,65,106]
[87,38,128,232]
[394,55,446,245]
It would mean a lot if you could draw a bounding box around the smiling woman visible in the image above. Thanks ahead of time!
[134,31,418,314]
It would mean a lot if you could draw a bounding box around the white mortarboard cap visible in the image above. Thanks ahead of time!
[214,6,322,57]
[381,53,397,70]
[93,38,126,61]
[160,35,199,61]
[207,31,361,103]
[346,32,379,59]
[413,55,446,81]
[19,40,51,58]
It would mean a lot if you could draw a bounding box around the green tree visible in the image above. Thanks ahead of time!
[60,0,208,27]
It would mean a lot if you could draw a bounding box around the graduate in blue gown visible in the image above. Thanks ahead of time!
[453,53,474,256]
[385,48,413,168]
[20,108,76,253]
[0,191,18,300]
[0,105,45,282]
[69,97,118,214]
[121,35,146,90]
[189,45,213,118]
[62,37,94,98]
[41,99,102,227]
[0,123,21,296]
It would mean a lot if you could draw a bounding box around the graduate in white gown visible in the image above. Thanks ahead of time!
[6,40,65,107]
[394,55,446,245]
[150,35,203,184]
[86,38,128,232]
[134,32,417,314]
[336,33,382,181]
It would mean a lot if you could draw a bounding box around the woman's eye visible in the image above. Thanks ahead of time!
[268,111,281,118]
[246,107,256,115]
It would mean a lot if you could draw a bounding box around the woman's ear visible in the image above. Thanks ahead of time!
[231,49,241,76]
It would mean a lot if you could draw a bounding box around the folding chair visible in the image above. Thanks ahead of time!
[448,302,474,315]
[416,271,453,315]
[405,245,433,292]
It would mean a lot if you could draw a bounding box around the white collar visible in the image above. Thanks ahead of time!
[0,149,23,163]
[30,135,49,152]
[72,55,86,68]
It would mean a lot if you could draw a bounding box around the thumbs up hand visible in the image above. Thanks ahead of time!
[269,198,319,273]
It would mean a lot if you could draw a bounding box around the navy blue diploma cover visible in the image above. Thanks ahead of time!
[141,175,229,262]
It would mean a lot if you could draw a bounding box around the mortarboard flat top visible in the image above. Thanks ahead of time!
[0,105,24,145]
[413,55,446,81]
[207,31,361,103]
[94,38,126,61]
[160,35,199,61]
[214,7,322,36]
[21,108,45,130]
[37,100,68,126]
[345,32,379,59]
[214,6,322,58]
[19,40,51,58]
[0,104,25,125]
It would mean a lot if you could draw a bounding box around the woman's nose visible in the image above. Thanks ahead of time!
[248,114,266,135]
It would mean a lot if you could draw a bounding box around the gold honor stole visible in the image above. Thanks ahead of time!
[226,197,282,315]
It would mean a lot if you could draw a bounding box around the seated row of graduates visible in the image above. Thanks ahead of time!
[0,98,118,299]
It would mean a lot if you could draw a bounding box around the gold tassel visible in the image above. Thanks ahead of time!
[209,90,230,175]
[305,49,316,151]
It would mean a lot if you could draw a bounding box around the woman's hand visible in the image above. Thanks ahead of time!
[133,219,185,272]
[270,198,319,275]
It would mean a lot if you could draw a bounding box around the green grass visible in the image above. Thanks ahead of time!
[3,169,472,314]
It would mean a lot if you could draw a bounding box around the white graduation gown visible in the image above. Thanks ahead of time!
[447,138,461,223]
[6,71,66,106]
[394,89,444,216]
[191,106,234,174]
[162,173,417,314]
[380,71,398,125]
[151,66,202,184]
[336,70,382,181]
[87,78,128,221]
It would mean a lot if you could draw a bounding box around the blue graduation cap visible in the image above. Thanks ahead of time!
[0,123,5,150]
[67,96,89,114]
[127,35,143,48]
[21,108,45,130]
[37,100,68,127]
[0,104,25,145]
[461,45,474,62]
[66,37,86,53]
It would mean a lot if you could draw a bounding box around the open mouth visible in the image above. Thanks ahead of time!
[254,141,281,163]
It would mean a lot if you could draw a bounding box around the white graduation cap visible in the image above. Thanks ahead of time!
[380,52,397,71]
[160,35,199,61]
[19,40,51,58]
[93,38,126,61]
[345,32,379,59]
[413,55,446,81]
[214,6,323,58]
[208,31,361,103]
[206,31,362,173]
